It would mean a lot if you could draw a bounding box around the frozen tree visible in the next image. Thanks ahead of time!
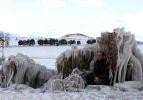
[0,31,10,46]
[56,27,143,85]
[0,53,57,88]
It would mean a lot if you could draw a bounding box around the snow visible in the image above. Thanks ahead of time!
[138,44,143,53]
[0,83,143,100]
[0,45,143,99]
[0,46,83,69]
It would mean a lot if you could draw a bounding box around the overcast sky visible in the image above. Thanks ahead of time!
[0,0,143,40]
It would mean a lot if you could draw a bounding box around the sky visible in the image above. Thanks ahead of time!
[0,0,143,40]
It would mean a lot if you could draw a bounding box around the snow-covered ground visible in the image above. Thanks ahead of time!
[0,82,143,100]
[1,45,143,69]
[0,45,143,100]
[0,45,83,69]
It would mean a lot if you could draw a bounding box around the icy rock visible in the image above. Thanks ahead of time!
[22,88,41,93]
[8,84,35,92]
[114,81,143,91]
[85,85,111,91]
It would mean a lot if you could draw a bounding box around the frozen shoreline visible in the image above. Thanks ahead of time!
[0,45,143,99]
[0,82,143,100]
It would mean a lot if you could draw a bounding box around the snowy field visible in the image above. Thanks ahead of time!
[0,46,83,69]
[0,45,143,100]
[1,45,143,69]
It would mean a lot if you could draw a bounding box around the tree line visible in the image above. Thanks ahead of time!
[18,39,35,46]
[18,38,96,46]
